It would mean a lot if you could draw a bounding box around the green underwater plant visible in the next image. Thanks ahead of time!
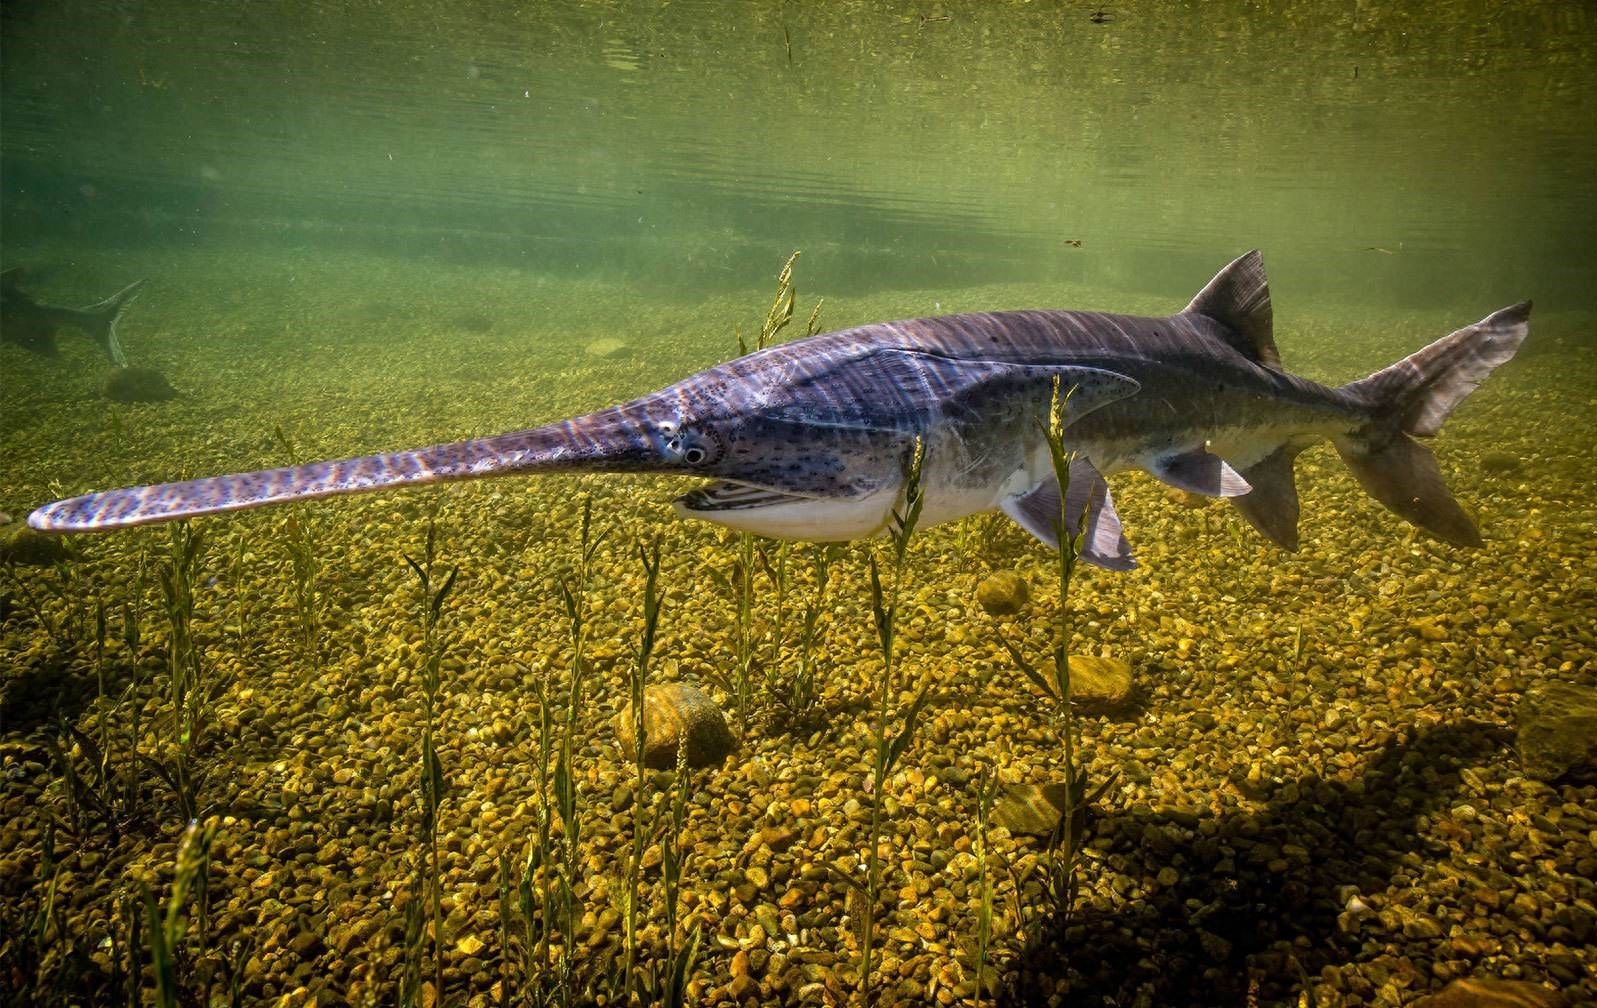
[554,496,603,1004]
[156,523,204,712]
[0,542,87,649]
[705,251,824,733]
[514,669,562,1006]
[620,539,663,1001]
[770,542,837,729]
[510,494,606,1008]
[613,541,704,1008]
[141,818,219,1008]
[999,379,1118,934]
[646,734,704,1008]
[855,436,930,995]
[272,424,323,671]
[37,563,158,855]
[145,522,217,824]
[400,501,458,1008]
[972,763,1000,1006]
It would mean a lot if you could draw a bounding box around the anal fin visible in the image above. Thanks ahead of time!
[1228,444,1304,550]
[1000,457,1136,570]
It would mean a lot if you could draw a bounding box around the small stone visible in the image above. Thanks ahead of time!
[611,784,633,812]
[1197,929,1232,961]
[974,571,1029,616]
[1479,451,1523,476]
[1167,487,1216,508]
[288,929,324,957]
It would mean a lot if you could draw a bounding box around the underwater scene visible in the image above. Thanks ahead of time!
[2,2,1595,1007]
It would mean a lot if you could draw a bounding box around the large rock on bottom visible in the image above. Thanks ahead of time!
[0,525,74,566]
[1516,681,1597,783]
[975,571,1029,616]
[104,366,177,402]
[1036,654,1135,712]
[614,682,736,770]
[1412,977,1568,1008]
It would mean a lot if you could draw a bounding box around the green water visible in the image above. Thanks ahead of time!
[3,3,1596,1007]
[3,1,1593,306]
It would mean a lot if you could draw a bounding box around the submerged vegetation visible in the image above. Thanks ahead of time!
[0,251,1593,1008]
[400,504,458,1008]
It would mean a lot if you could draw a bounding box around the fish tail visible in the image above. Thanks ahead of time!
[80,279,147,367]
[1331,300,1531,546]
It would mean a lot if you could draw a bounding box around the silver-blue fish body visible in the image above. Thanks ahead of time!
[26,250,1530,568]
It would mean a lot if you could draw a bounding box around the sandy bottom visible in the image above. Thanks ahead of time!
[2,243,1594,1006]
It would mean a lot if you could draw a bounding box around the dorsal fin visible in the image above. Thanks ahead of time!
[1183,250,1279,368]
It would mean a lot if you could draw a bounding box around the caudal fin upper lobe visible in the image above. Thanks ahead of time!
[1333,301,1531,547]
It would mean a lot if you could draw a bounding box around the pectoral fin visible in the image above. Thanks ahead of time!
[1000,457,1136,570]
[1148,447,1251,497]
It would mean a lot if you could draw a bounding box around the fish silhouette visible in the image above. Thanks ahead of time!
[1,267,146,367]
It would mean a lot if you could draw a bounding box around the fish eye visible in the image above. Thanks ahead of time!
[659,423,721,466]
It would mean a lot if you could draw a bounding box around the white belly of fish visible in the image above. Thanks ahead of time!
[671,489,899,541]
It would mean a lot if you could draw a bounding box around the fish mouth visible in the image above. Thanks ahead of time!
[675,482,798,513]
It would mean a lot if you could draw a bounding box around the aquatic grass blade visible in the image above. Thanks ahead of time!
[999,634,1057,703]
[885,686,929,775]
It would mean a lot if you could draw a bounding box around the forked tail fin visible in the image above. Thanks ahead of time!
[1333,301,1531,546]
[81,279,147,367]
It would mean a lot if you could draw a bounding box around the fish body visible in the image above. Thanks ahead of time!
[1,268,147,368]
[26,252,1529,568]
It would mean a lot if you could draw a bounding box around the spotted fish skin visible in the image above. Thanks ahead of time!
[27,251,1529,563]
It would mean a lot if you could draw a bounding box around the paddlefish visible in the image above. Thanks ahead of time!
[1,268,146,368]
[27,251,1529,569]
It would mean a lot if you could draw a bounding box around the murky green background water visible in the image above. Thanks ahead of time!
[4,0,1593,312]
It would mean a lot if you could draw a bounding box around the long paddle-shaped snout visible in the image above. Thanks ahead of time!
[28,404,668,532]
